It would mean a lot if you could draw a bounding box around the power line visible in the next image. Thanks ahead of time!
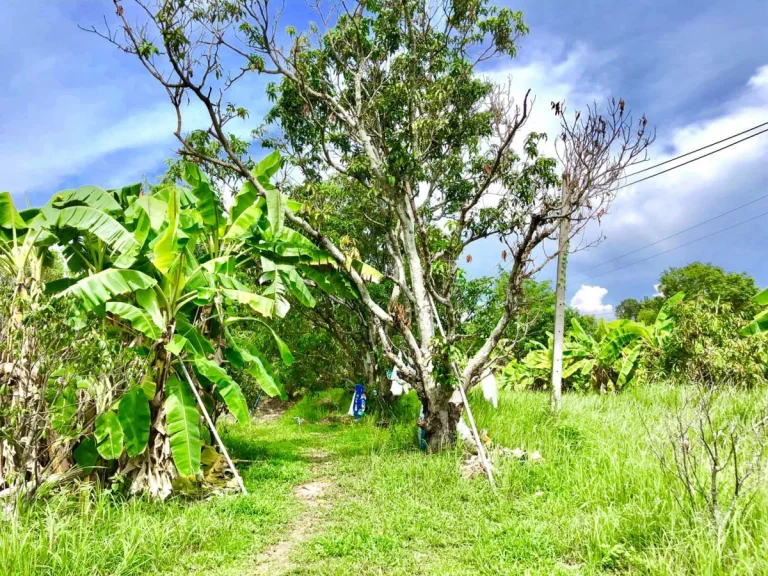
[581,208,768,282]
[573,192,768,277]
[616,127,768,191]
[474,122,768,280]
[622,121,768,180]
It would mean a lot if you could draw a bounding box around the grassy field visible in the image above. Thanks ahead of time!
[2,386,768,575]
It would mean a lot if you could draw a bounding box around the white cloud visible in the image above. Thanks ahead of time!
[483,45,609,159]
[2,97,217,198]
[570,284,614,317]
[0,1,268,201]
[578,63,768,264]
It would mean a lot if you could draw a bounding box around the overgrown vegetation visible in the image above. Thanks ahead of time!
[0,155,380,499]
[1,0,767,573]
[2,388,768,575]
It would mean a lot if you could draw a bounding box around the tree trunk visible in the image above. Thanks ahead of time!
[421,387,461,451]
[121,324,177,499]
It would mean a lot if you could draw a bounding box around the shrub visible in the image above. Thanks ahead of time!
[650,298,768,387]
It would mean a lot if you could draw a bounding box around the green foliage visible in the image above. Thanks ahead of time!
[6,387,768,575]
[57,269,156,312]
[38,156,342,482]
[1,153,376,494]
[106,301,163,340]
[741,287,768,336]
[658,262,760,316]
[165,375,202,477]
[118,387,151,457]
[193,356,250,425]
[615,297,641,321]
[94,411,125,460]
[0,191,26,229]
[457,274,593,359]
[650,298,768,387]
[626,263,761,326]
[501,293,686,392]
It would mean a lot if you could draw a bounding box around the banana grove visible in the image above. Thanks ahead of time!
[500,292,684,393]
[0,152,373,499]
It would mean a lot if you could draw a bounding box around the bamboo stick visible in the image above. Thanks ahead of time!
[179,362,248,495]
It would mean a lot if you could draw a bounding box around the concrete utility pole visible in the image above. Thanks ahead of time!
[551,177,571,411]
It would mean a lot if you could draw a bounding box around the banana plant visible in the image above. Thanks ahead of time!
[741,288,768,336]
[0,192,56,490]
[39,153,368,495]
[560,318,647,392]
[644,291,684,347]
[501,320,650,393]
[0,193,53,330]
[500,338,551,391]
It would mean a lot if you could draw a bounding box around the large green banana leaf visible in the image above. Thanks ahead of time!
[253,150,282,181]
[350,259,384,283]
[222,288,276,317]
[616,345,642,388]
[299,265,358,301]
[165,376,201,477]
[94,411,125,460]
[653,291,684,335]
[570,318,596,345]
[151,186,183,273]
[50,186,122,214]
[118,387,151,457]
[45,206,141,267]
[57,269,156,311]
[280,267,316,308]
[193,356,249,425]
[227,340,286,400]
[265,187,285,237]
[741,292,768,336]
[130,195,168,231]
[224,200,264,240]
[599,324,649,362]
[0,191,26,230]
[136,288,165,331]
[176,314,215,357]
[193,181,224,231]
[225,317,295,366]
[106,301,163,340]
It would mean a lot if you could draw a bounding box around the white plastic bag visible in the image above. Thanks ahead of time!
[481,371,498,409]
[390,364,404,396]
[456,418,472,441]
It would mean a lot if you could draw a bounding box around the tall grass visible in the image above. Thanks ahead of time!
[292,386,768,575]
[2,385,767,575]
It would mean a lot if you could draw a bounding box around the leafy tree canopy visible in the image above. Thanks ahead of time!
[657,262,759,316]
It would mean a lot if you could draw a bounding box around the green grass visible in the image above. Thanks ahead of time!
[3,386,768,575]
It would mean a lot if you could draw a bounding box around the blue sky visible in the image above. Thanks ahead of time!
[2,0,767,315]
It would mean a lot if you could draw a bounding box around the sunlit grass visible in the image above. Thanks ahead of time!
[3,385,768,575]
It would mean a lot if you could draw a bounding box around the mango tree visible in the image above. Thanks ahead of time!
[98,0,652,449]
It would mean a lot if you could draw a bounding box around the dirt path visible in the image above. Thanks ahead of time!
[250,453,335,575]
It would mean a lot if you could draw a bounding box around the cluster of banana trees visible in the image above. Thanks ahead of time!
[0,153,364,498]
[501,293,683,393]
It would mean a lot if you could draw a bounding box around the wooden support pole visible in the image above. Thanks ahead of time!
[179,362,248,496]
